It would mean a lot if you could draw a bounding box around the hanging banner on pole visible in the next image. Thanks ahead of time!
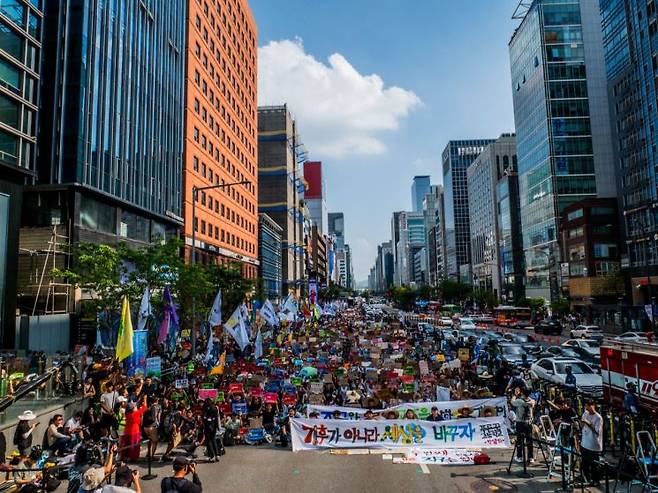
[145,356,161,377]
[126,330,148,377]
[290,417,510,451]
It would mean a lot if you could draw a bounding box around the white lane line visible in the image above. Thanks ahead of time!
[420,464,431,474]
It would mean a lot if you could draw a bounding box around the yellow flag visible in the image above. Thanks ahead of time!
[115,296,134,362]
[210,351,226,375]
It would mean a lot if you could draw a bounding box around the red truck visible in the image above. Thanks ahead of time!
[600,339,658,411]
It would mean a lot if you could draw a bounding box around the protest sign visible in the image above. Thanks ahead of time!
[126,330,148,377]
[307,397,507,421]
[403,448,480,465]
[175,379,188,389]
[145,356,162,377]
[198,388,218,401]
[290,417,509,451]
[310,382,324,394]
[264,392,278,404]
[232,402,248,414]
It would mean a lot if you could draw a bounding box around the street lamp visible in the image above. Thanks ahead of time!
[190,179,251,356]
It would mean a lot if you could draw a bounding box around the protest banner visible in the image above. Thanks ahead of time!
[145,356,161,377]
[403,448,480,465]
[306,397,507,421]
[290,417,509,451]
[126,330,148,377]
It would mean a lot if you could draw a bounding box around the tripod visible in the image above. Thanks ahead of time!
[507,423,534,478]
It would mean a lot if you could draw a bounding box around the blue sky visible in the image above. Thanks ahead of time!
[251,0,519,283]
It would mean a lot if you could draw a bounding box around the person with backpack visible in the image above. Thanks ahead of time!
[160,457,202,493]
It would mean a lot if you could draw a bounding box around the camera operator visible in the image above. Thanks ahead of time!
[511,386,535,464]
[579,400,603,487]
[78,443,142,493]
[161,457,202,493]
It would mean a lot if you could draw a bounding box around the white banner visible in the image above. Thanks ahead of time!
[306,397,507,421]
[402,448,480,465]
[291,417,510,451]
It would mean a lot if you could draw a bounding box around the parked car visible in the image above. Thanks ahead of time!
[541,346,581,359]
[562,339,601,358]
[439,317,453,327]
[530,357,602,395]
[534,319,563,336]
[614,332,649,343]
[499,343,534,366]
[456,317,476,330]
[570,325,603,339]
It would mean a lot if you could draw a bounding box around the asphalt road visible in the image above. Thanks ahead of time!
[133,446,590,493]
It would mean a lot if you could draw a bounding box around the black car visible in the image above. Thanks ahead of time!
[534,319,563,335]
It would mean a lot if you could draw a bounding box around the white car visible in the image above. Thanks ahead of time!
[530,357,602,396]
[562,339,600,358]
[456,317,476,330]
[614,331,649,342]
[570,325,603,339]
[439,317,453,327]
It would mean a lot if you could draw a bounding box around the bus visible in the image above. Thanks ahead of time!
[494,306,532,328]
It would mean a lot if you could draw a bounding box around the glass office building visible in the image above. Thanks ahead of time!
[600,0,658,305]
[509,0,615,300]
[0,0,43,346]
[259,213,283,301]
[33,0,186,239]
[442,139,495,280]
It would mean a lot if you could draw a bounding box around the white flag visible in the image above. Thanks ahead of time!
[261,299,278,326]
[224,305,249,351]
[137,286,152,331]
[208,290,222,327]
[254,328,263,359]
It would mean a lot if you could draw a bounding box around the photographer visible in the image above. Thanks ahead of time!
[161,457,202,493]
[511,386,535,464]
[78,443,142,493]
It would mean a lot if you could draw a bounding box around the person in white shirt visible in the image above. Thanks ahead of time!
[580,400,603,486]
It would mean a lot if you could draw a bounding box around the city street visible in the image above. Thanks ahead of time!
[134,446,577,493]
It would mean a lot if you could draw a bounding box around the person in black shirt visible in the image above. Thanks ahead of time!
[161,457,202,493]
[261,403,276,433]
[426,407,443,422]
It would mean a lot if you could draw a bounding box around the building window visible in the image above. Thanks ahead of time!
[567,208,583,221]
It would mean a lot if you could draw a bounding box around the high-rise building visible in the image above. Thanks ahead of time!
[411,175,431,212]
[395,211,426,286]
[390,211,402,285]
[258,105,306,294]
[509,0,615,301]
[0,0,43,346]
[184,0,259,278]
[423,185,444,286]
[259,213,282,302]
[600,0,658,305]
[467,134,517,298]
[304,161,328,234]
[442,139,495,281]
[328,212,345,250]
[381,241,395,289]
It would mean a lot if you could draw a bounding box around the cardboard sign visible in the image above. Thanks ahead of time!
[249,388,264,398]
[283,394,297,406]
[458,348,470,362]
[175,379,188,389]
[216,391,225,403]
[310,382,324,394]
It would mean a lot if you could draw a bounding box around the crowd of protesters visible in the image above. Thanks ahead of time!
[1,301,624,492]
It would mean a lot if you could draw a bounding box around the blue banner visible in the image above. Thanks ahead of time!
[126,330,148,377]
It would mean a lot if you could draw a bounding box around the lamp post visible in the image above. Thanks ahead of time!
[190,179,251,356]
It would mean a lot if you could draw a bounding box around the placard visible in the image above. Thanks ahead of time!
[145,356,162,377]
[175,379,188,389]
[404,448,479,465]
[232,402,248,415]
[310,382,324,394]
[198,388,218,401]
[264,392,279,404]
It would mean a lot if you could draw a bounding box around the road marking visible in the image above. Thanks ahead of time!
[419,464,431,474]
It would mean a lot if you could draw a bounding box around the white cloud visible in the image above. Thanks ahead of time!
[258,38,421,158]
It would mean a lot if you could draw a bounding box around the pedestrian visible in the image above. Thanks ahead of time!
[511,387,535,464]
[564,366,577,391]
[160,457,202,493]
[201,398,221,462]
[121,395,148,462]
[580,400,603,487]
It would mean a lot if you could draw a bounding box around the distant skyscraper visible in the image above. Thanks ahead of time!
[258,106,306,294]
[304,161,328,234]
[467,134,517,298]
[442,139,495,281]
[510,0,615,300]
[601,0,658,305]
[411,175,431,212]
[328,212,345,250]
[0,0,43,346]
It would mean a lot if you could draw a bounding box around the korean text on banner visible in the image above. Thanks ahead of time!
[290,417,510,452]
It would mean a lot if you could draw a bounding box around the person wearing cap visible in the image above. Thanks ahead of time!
[160,457,202,493]
[13,410,38,457]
